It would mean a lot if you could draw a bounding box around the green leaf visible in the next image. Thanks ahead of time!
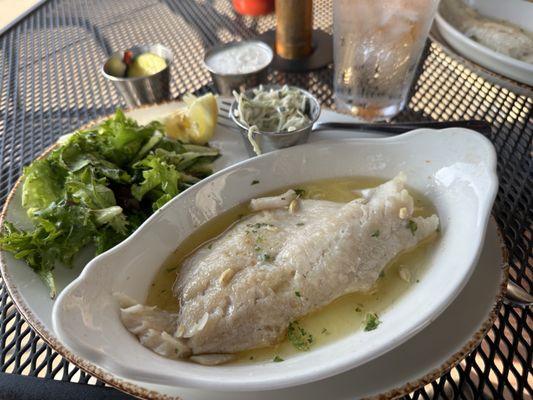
[32,201,97,265]
[154,148,219,171]
[38,270,57,299]
[407,220,418,236]
[21,158,65,217]
[65,168,128,234]
[287,321,313,351]
[133,130,164,161]
[96,109,161,167]
[59,134,131,183]
[94,226,129,254]
[152,193,173,211]
[131,155,179,204]
[66,169,115,209]
[93,206,127,232]
[363,312,381,331]
[154,136,186,154]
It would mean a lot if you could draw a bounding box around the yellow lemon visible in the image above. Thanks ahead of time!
[163,107,193,142]
[164,93,218,144]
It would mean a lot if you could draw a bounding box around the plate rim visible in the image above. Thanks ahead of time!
[0,102,509,400]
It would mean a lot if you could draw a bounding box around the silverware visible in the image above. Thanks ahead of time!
[504,280,533,308]
[312,120,493,136]
[101,44,173,107]
[219,98,493,137]
[228,85,321,156]
[204,41,273,96]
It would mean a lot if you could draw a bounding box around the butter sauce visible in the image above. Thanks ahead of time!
[146,177,438,363]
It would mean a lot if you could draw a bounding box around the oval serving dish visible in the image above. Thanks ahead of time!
[52,128,498,391]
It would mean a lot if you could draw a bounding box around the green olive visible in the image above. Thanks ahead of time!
[104,56,127,77]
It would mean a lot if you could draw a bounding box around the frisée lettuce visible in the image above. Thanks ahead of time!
[0,109,219,298]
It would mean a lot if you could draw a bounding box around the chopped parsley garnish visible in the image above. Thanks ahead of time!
[321,328,330,335]
[355,307,362,313]
[207,243,213,250]
[251,180,260,185]
[379,270,385,278]
[363,312,381,331]
[166,266,177,272]
[249,356,254,360]
[273,355,284,362]
[247,222,274,230]
[295,291,301,298]
[407,219,418,235]
[287,321,314,351]
[296,222,305,226]
[257,253,272,262]
[416,279,420,283]
[294,188,306,197]
[371,230,380,237]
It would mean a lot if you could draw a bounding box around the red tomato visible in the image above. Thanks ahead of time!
[232,0,274,16]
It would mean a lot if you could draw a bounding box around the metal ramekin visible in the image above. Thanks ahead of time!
[204,40,273,96]
[229,85,321,156]
[101,44,173,107]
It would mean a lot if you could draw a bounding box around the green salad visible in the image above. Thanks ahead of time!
[0,109,219,297]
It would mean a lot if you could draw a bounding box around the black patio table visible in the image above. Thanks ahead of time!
[0,1,531,399]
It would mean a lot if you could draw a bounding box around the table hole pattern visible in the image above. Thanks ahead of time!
[0,1,531,398]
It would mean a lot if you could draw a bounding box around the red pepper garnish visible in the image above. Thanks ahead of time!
[123,50,134,65]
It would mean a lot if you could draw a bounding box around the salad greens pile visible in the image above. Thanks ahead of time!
[0,109,219,298]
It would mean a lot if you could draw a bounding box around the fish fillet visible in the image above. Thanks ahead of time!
[119,174,439,361]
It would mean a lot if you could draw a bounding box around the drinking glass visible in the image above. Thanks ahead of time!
[333,0,440,121]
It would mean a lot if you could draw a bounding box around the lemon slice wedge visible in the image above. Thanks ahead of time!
[164,93,218,145]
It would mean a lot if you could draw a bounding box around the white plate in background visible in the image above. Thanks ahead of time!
[435,0,533,85]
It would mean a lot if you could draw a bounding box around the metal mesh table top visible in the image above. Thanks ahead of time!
[0,1,531,399]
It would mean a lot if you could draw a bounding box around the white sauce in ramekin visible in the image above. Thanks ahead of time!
[205,41,273,75]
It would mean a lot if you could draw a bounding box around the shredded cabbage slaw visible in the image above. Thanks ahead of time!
[233,85,312,155]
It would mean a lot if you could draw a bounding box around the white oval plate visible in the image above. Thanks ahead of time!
[51,127,498,391]
[435,0,533,85]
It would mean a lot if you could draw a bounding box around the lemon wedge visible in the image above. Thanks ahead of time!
[164,93,218,145]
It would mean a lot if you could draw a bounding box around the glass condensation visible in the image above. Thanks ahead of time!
[333,0,440,121]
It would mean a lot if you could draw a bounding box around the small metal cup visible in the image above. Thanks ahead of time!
[229,85,321,156]
[101,44,173,107]
[204,41,273,96]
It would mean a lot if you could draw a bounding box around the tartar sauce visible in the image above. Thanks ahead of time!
[205,41,273,75]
